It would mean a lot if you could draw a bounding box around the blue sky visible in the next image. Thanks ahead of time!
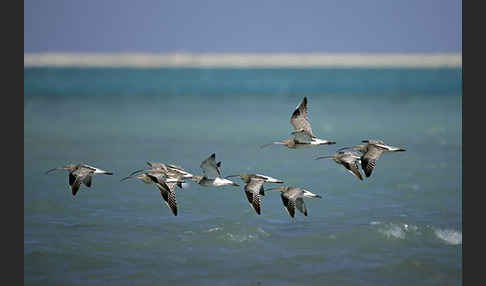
[24,0,462,53]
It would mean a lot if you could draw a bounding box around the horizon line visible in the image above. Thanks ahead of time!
[24,52,462,68]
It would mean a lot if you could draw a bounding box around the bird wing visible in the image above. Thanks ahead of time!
[343,161,363,181]
[78,164,97,172]
[295,197,308,216]
[244,190,261,215]
[244,190,254,205]
[244,178,266,194]
[252,192,261,215]
[371,142,404,152]
[290,97,314,136]
[69,172,76,186]
[281,192,295,218]
[340,153,363,180]
[145,172,168,184]
[156,182,178,216]
[361,145,384,177]
[200,153,221,179]
[244,178,265,215]
[70,167,92,191]
[147,161,168,172]
[71,176,83,196]
[82,175,93,187]
[291,130,314,144]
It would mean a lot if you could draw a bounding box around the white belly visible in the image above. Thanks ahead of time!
[311,138,331,145]
[213,177,234,186]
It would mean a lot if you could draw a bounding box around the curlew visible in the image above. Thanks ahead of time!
[121,170,183,216]
[225,173,284,195]
[154,180,179,216]
[128,161,194,179]
[241,177,266,215]
[120,169,184,187]
[315,151,363,181]
[338,139,406,177]
[225,173,284,214]
[266,186,322,218]
[189,153,239,187]
[45,164,113,196]
[261,97,336,149]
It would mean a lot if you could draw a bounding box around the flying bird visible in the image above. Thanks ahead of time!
[190,153,240,187]
[151,178,179,216]
[241,177,266,215]
[121,170,184,216]
[338,139,406,177]
[121,169,184,188]
[128,161,194,179]
[45,164,113,196]
[267,186,322,218]
[225,173,284,196]
[261,97,336,149]
[315,151,363,181]
[225,173,284,214]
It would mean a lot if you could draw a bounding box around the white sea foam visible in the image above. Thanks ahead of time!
[24,52,462,68]
[205,227,222,233]
[379,223,406,239]
[222,227,269,242]
[224,233,257,242]
[404,224,418,232]
[434,229,462,245]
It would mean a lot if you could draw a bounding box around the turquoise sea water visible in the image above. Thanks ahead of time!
[24,67,462,286]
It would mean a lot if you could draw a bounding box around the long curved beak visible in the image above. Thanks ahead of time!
[337,146,353,152]
[120,175,136,182]
[261,140,285,148]
[260,142,274,149]
[45,167,63,174]
[128,168,149,176]
[265,187,283,191]
[315,155,334,160]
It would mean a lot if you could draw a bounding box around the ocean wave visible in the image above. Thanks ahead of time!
[374,221,461,245]
[205,227,223,233]
[379,223,406,239]
[377,223,419,240]
[434,228,462,245]
[222,227,269,243]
